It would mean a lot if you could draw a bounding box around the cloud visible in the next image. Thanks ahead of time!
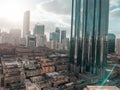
[110,8,120,19]
[40,0,72,15]
[0,0,71,37]
[30,0,71,35]
[110,0,119,7]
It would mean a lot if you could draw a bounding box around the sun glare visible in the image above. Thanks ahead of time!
[0,0,25,22]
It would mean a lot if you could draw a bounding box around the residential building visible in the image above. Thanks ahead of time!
[62,38,69,50]
[9,29,21,45]
[36,35,47,47]
[0,32,10,44]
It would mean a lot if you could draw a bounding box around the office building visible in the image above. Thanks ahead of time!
[26,35,36,47]
[50,32,59,42]
[55,27,60,42]
[9,29,21,45]
[116,39,120,55]
[108,33,116,54]
[36,35,47,47]
[58,42,64,50]
[20,37,26,46]
[50,40,58,50]
[70,0,109,80]
[23,11,30,37]
[61,30,66,42]
[33,24,45,35]
[62,38,69,50]
[0,32,10,44]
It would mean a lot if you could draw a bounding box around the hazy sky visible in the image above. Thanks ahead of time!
[0,0,120,38]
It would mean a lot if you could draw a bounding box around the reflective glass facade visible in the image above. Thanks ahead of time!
[33,24,45,35]
[50,32,59,42]
[61,30,66,42]
[70,0,109,79]
[108,33,116,54]
[55,28,60,42]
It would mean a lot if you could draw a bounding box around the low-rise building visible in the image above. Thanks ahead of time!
[41,59,55,74]
[86,86,119,90]
[2,59,26,89]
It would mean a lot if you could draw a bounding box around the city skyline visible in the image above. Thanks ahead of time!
[0,0,120,38]
[0,0,120,89]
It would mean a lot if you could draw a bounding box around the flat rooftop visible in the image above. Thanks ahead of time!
[4,61,19,65]
[87,86,119,90]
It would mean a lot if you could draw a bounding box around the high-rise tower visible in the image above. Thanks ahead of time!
[33,24,45,35]
[108,33,116,54]
[23,11,30,37]
[55,27,60,42]
[61,30,66,43]
[70,0,109,79]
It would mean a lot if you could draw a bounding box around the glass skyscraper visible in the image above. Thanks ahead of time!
[61,30,66,42]
[55,27,60,42]
[70,0,109,79]
[33,24,45,35]
[108,33,116,54]
[50,32,59,42]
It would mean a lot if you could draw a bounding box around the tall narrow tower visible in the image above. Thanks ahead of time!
[55,27,60,42]
[23,11,30,37]
[61,30,66,43]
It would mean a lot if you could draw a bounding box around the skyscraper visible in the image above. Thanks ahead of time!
[70,0,109,79]
[33,24,45,35]
[55,27,60,42]
[23,11,30,37]
[108,33,116,54]
[50,32,58,42]
[61,30,66,43]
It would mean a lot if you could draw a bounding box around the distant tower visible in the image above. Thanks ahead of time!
[23,11,30,37]
[55,27,60,42]
[50,32,58,42]
[33,24,45,35]
[26,35,36,47]
[61,30,66,42]
[108,33,116,54]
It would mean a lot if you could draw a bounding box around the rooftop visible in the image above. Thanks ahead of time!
[86,86,119,90]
